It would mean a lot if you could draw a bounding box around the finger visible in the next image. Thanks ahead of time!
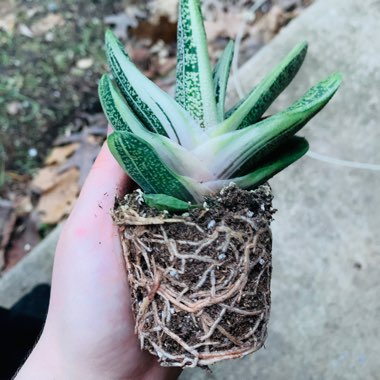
[69,140,130,223]
[49,141,137,341]
[54,136,130,288]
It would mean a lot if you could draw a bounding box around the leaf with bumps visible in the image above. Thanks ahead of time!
[175,0,218,128]
[205,137,309,191]
[213,40,235,122]
[101,0,342,202]
[194,73,342,179]
[108,131,205,202]
[99,74,214,182]
[105,30,203,149]
[212,41,308,136]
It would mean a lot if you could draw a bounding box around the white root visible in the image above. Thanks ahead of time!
[115,191,272,368]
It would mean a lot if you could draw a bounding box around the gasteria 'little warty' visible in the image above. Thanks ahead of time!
[99,2,340,209]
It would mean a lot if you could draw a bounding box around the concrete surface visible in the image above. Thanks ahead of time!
[181,0,380,379]
[0,224,62,308]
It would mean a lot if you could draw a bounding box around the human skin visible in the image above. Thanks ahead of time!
[15,142,181,380]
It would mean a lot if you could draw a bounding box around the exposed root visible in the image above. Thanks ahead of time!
[114,185,274,368]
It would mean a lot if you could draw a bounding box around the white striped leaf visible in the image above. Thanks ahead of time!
[175,0,218,128]
[105,30,203,149]
[211,41,308,136]
[99,75,214,181]
[108,131,206,202]
[194,73,342,179]
[213,40,235,122]
[204,137,309,191]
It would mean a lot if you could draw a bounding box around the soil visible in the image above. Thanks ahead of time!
[113,184,275,368]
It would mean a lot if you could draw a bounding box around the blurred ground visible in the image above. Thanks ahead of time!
[0,0,122,174]
[0,0,312,272]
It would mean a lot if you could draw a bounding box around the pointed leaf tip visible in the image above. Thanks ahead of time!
[195,71,342,179]
[105,28,204,148]
[213,40,235,122]
[175,0,219,128]
[213,40,309,135]
[288,72,342,114]
[105,28,125,51]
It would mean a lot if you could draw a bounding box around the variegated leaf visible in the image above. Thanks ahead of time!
[175,0,218,128]
[99,74,214,181]
[194,73,342,179]
[213,40,235,122]
[108,131,206,202]
[105,30,203,149]
[211,41,308,136]
[205,137,309,191]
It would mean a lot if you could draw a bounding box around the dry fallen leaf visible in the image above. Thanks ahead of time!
[45,143,79,166]
[149,0,178,24]
[31,13,65,36]
[32,147,78,193]
[252,5,296,42]
[0,13,17,34]
[105,6,147,39]
[36,168,80,224]
[131,15,177,44]
[15,196,33,217]
[130,46,152,71]
[31,115,106,225]
[32,166,61,193]
[55,126,106,187]
[204,10,246,41]
[0,199,16,270]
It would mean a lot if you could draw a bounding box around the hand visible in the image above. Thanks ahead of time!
[16,142,181,380]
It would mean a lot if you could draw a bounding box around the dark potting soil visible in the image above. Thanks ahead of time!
[113,184,275,367]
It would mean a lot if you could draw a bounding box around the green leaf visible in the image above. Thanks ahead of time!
[143,193,200,212]
[224,97,245,120]
[105,30,203,149]
[98,74,134,133]
[194,73,342,179]
[175,0,218,128]
[99,74,214,182]
[211,41,308,136]
[108,131,205,202]
[213,40,235,122]
[205,137,309,192]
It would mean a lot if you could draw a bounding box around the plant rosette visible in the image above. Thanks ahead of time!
[99,0,341,368]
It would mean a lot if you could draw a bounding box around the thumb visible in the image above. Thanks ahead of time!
[69,139,130,224]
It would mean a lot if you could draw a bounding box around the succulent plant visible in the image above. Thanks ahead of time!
[99,0,341,209]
